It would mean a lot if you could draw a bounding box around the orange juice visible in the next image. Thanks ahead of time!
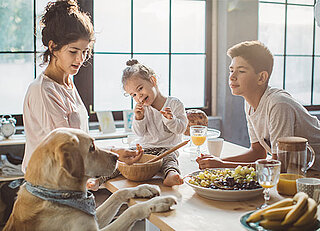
[277,173,304,196]
[191,136,206,146]
[260,183,275,189]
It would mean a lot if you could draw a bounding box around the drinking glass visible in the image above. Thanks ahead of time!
[255,159,281,209]
[190,125,207,161]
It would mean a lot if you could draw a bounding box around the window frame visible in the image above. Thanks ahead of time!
[78,0,213,122]
[2,0,212,126]
[259,0,320,111]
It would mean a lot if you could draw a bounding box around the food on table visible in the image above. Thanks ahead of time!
[188,166,261,190]
[281,192,308,225]
[184,109,208,136]
[246,198,294,223]
[246,192,318,230]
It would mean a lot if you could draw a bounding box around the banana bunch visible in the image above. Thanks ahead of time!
[246,192,318,230]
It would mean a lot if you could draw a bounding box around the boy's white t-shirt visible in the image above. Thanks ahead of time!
[246,86,320,170]
[22,73,89,172]
[132,96,187,148]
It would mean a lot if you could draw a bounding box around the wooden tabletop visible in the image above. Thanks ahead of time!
[97,138,296,231]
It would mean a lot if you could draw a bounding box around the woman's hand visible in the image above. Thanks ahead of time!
[112,144,143,165]
[196,153,224,169]
[86,178,100,191]
[160,107,173,119]
[134,102,144,120]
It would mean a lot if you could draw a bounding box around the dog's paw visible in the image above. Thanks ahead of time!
[147,195,177,213]
[131,184,160,198]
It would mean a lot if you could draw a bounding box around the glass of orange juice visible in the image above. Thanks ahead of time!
[277,173,304,196]
[190,125,207,161]
[255,159,281,208]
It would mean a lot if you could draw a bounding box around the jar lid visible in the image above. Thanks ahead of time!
[277,137,307,151]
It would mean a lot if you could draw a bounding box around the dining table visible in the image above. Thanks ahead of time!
[95,137,320,231]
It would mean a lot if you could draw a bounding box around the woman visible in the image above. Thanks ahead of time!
[23,0,142,173]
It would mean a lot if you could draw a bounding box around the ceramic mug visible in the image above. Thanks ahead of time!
[296,178,320,203]
[207,137,224,157]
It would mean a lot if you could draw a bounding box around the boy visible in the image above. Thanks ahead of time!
[197,41,320,170]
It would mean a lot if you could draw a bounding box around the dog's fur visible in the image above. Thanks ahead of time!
[4,128,176,231]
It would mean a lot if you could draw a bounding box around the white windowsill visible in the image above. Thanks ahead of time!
[0,127,131,146]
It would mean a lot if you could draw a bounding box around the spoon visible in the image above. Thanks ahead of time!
[145,140,190,163]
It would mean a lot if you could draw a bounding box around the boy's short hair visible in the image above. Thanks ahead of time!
[227,41,274,77]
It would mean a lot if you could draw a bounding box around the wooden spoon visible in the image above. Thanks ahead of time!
[145,140,190,163]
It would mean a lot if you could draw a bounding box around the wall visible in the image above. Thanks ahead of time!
[215,0,258,148]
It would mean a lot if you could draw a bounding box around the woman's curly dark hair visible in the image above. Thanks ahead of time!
[40,0,95,65]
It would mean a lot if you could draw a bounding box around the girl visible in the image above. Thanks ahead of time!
[122,59,188,186]
[23,0,142,174]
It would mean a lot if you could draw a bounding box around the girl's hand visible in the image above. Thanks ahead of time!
[160,107,173,119]
[134,102,144,120]
[196,154,224,169]
[114,144,143,165]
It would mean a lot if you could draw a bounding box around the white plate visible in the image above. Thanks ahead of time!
[185,169,263,201]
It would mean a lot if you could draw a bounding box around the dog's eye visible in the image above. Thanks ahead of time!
[89,144,95,153]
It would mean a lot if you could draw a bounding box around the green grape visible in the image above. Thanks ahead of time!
[198,172,205,180]
[234,165,242,175]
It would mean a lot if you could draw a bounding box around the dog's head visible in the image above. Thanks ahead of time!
[25,128,118,189]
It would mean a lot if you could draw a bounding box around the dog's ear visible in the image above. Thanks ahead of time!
[58,139,84,179]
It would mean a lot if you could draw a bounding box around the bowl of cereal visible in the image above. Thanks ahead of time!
[185,166,263,201]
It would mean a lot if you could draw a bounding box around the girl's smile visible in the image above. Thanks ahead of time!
[124,76,157,106]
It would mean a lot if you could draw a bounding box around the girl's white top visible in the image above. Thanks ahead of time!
[22,73,89,172]
[132,96,187,148]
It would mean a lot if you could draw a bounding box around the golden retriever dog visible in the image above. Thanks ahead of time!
[4,128,176,231]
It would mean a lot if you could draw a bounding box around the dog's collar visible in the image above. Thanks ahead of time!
[25,181,96,218]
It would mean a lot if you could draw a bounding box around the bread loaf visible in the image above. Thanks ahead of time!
[184,109,208,136]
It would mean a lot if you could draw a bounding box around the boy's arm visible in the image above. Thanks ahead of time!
[197,142,267,169]
[222,142,267,162]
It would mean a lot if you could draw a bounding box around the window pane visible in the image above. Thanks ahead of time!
[36,0,51,53]
[133,55,169,96]
[286,5,314,55]
[94,54,131,111]
[285,56,312,105]
[94,0,131,52]
[0,54,34,114]
[134,0,169,53]
[259,0,285,2]
[0,0,33,51]
[287,0,314,5]
[313,58,320,105]
[171,0,205,53]
[171,55,205,108]
[269,55,284,88]
[258,3,285,55]
[315,22,320,55]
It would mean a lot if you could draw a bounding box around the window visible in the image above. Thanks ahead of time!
[259,0,319,110]
[93,0,209,114]
[0,0,49,124]
[0,0,211,125]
